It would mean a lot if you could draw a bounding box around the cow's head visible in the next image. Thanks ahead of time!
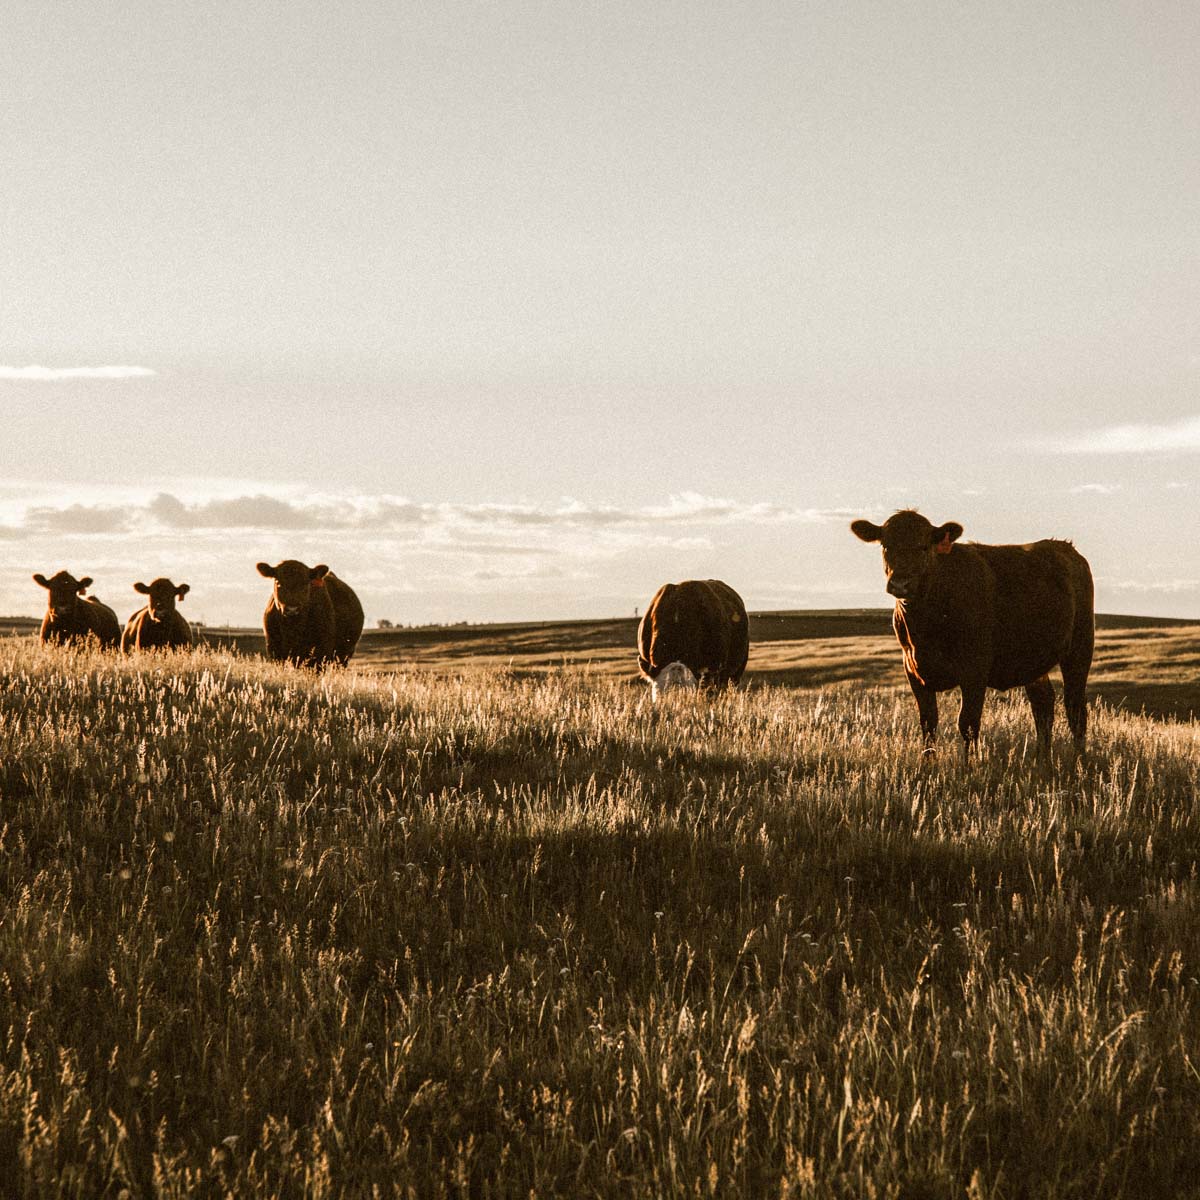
[33,570,92,616]
[257,560,329,616]
[651,661,699,702]
[850,510,963,599]
[134,578,189,623]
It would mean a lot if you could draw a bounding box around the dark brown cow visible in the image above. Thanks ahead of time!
[256,560,364,667]
[637,579,749,698]
[851,510,1094,764]
[122,578,193,652]
[32,570,121,648]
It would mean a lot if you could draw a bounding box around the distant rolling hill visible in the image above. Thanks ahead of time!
[3,609,1197,721]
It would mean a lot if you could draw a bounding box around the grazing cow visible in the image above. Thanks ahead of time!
[256,560,364,667]
[122,578,193,652]
[850,510,1094,765]
[637,579,749,699]
[32,571,121,648]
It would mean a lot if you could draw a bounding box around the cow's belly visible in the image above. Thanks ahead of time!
[989,608,1074,690]
[988,651,1060,691]
[905,632,1064,693]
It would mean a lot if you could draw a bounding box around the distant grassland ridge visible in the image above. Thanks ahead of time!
[0,639,1198,1195]
[3,609,1198,721]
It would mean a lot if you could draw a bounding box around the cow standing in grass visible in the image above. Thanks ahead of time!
[850,510,1094,765]
[122,578,193,652]
[32,571,121,648]
[637,579,749,699]
[256,560,364,667]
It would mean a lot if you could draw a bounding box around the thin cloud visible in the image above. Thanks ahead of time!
[1068,483,1121,495]
[1105,578,1200,596]
[0,489,834,540]
[25,503,131,535]
[149,492,327,530]
[0,365,156,380]
[1044,414,1200,455]
[644,492,854,524]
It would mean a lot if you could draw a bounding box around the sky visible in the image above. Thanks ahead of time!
[2,1,1198,626]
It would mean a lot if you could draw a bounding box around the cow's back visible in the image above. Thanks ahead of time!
[639,578,748,685]
[165,610,193,648]
[121,609,146,653]
[971,539,1093,689]
[82,597,121,648]
[324,573,364,664]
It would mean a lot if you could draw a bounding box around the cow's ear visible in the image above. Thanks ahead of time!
[256,562,276,578]
[850,519,883,543]
[33,573,49,588]
[310,564,330,581]
[77,577,93,592]
[933,522,963,545]
[134,581,151,594]
[176,583,190,599]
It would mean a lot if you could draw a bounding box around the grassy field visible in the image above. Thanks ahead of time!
[0,628,1198,1197]
[347,611,1200,724]
[9,608,1193,720]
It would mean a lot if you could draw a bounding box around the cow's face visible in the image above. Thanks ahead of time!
[257,560,329,616]
[134,578,189,623]
[652,661,698,701]
[850,511,962,599]
[33,570,92,616]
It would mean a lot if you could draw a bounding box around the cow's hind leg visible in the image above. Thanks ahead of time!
[957,681,987,765]
[1024,674,1056,771]
[1060,625,1094,764]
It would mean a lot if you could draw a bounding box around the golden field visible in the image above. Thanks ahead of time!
[0,613,1196,1196]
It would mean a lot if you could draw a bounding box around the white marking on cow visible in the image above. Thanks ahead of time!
[652,661,698,701]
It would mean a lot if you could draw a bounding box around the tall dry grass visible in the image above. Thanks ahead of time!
[0,638,1197,1197]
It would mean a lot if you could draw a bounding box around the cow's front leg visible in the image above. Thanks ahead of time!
[957,681,987,764]
[905,669,939,756]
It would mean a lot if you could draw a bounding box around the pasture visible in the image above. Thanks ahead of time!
[0,619,1198,1196]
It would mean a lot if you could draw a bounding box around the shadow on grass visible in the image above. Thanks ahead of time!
[374,787,1195,1008]
[1089,681,1200,723]
[744,661,900,689]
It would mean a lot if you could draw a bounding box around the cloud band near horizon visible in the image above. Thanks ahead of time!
[2,489,853,540]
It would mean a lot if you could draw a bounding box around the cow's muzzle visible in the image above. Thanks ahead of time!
[886,577,913,598]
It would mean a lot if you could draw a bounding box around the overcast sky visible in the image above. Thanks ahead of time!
[3,1,1197,625]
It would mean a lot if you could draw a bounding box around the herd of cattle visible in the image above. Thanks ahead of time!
[30,511,1096,762]
[32,559,364,667]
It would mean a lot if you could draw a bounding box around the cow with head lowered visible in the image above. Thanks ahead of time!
[256,560,364,667]
[122,578,193,652]
[851,510,1094,766]
[637,579,749,700]
[32,570,121,648]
